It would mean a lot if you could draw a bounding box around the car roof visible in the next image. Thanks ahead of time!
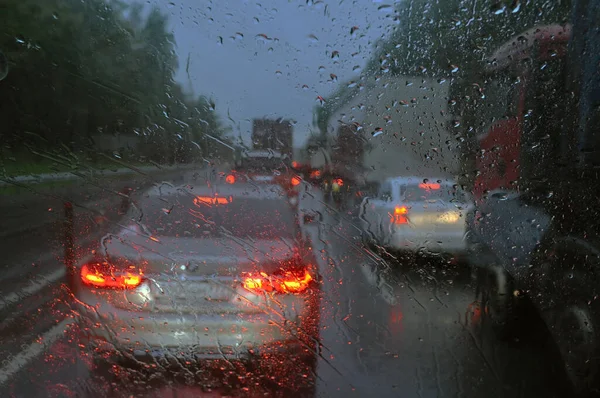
[384,176,458,186]
[244,149,284,158]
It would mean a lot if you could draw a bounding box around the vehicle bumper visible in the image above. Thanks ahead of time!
[384,231,469,253]
[74,289,319,361]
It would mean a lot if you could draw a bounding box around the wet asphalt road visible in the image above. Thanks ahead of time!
[0,182,574,398]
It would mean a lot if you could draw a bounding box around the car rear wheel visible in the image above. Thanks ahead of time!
[538,244,600,395]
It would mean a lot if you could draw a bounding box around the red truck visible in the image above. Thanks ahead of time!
[467,21,600,395]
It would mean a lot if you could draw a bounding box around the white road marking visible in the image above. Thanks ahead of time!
[0,318,74,385]
[0,267,66,311]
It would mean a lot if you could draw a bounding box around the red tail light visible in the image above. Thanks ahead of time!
[394,206,408,215]
[80,263,143,289]
[242,269,313,294]
[194,196,232,205]
[225,174,236,184]
[333,178,344,186]
[291,176,302,186]
[419,182,440,190]
[391,206,409,224]
[310,170,321,179]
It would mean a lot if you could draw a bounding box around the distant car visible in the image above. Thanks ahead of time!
[358,177,474,255]
[231,149,302,206]
[70,180,320,390]
[234,149,289,174]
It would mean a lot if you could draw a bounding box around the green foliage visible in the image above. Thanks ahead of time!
[0,0,228,174]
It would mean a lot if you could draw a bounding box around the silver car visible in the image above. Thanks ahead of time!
[359,177,474,254]
[70,179,320,388]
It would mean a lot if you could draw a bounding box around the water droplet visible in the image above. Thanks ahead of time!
[235,32,244,40]
[449,64,459,73]
[330,73,338,82]
[491,3,506,15]
[15,36,25,45]
[372,128,383,137]
[316,96,326,105]
[113,152,122,159]
[347,81,357,88]
[511,1,521,13]
[350,26,359,35]
[302,84,309,90]
[268,47,274,53]
[318,65,326,72]
[308,34,319,42]
[331,50,340,60]
[217,36,223,45]
[378,4,393,12]
[52,12,59,20]
[256,33,271,43]
[253,17,260,24]
[0,51,8,81]
[352,65,361,72]
[275,70,282,76]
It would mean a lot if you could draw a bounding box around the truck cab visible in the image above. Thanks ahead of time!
[468,23,600,394]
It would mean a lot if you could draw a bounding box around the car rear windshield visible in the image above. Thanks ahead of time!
[237,157,288,172]
[133,195,297,240]
[401,184,468,203]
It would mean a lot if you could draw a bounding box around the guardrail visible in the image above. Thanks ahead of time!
[0,163,203,187]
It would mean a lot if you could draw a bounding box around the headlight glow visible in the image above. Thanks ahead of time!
[437,211,461,223]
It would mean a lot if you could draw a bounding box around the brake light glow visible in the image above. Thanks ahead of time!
[310,170,321,179]
[291,176,301,186]
[243,278,263,290]
[194,196,232,205]
[225,174,236,184]
[291,161,299,169]
[391,206,409,224]
[419,183,440,190]
[242,270,313,294]
[394,206,408,215]
[281,271,312,293]
[80,263,143,289]
[333,178,344,186]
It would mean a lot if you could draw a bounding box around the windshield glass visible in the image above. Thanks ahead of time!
[402,184,467,203]
[237,156,287,173]
[138,195,296,239]
[2,1,599,397]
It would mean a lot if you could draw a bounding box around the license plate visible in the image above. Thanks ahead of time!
[155,282,233,302]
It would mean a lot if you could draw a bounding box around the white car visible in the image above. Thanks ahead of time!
[359,177,474,254]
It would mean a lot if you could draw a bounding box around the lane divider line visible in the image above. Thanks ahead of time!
[0,318,74,385]
[0,267,66,311]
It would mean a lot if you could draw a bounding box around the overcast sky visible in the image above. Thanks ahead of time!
[139,0,398,147]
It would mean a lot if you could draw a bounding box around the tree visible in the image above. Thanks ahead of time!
[0,0,226,173]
